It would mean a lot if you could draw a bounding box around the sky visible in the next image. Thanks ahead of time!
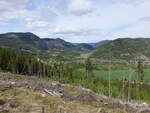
[0,0,150,43]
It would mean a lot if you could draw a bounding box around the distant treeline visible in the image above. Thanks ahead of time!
[0,47,72,79]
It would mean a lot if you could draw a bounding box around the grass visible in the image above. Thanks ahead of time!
[0,86,127,113]
[75,68,150,102]
[94,69,150,82]
[79,68,150,82]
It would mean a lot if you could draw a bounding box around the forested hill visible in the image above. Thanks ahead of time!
[1,32,150,60]
[90,38,150,60]
[0,32,48,51]
[0,32,93,58]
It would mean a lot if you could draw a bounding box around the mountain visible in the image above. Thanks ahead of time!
[3,32,150,61]
[91,38,150,60]
[95,40,111,47]
[74,43,94,51]
[43,38,75,49]
[0,32,48,52]
[0,32,93,58]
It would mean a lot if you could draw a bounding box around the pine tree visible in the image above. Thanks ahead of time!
[137,60,144,82]
[85,58,93,76]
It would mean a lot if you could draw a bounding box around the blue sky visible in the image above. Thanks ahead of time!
[0,0,150,42]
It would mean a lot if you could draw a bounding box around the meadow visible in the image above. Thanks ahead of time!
[78,61,150,83]
[93,69,150,82]
[74,66,150,102]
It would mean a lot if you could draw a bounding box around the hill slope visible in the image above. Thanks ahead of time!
[43,38,75,49]
[0,32,93,58]
[91,38,150,60]
[1,73,149,113]
[0,32,48,50]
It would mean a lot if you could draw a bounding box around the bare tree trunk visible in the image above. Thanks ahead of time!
[108,57,111,98]
[122,76,125,99]
[108,68,111,98]
[41,106,45,113]
[128,70,134,102]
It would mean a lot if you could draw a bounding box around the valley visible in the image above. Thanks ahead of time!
[0,32,150,113]
[1,0,150,112]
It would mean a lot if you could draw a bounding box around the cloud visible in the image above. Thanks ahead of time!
[0,0,150,42]
[0,0,29,11]
[140,17,150,22]
[67,0,93,16]
[52,28,100,36]
[0,0,31,22]
[100,0,148,4]
[26,21,50,29]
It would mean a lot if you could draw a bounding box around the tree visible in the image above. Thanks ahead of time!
[137,60,144,82]
[85,58,93,76]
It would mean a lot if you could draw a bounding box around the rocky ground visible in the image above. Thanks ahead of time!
[0,72,150,113]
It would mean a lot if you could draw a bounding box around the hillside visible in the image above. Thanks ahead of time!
[74,43,94,51]
[43,38,75,49]
[95,40,111,47]
[0,32,93,59]
[91,38,150,60]
[0,44,150,113]
[1,32,150,61]
[0,32,48,54]
[0,73,150,113]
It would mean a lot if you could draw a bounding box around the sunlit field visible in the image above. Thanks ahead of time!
[79,68,150,82]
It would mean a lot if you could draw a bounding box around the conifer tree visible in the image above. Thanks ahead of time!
[137,60,144,82]
[85,57,93,76]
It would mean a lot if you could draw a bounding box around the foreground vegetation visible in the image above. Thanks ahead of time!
[1,73,135,113]
[0,47,150,102]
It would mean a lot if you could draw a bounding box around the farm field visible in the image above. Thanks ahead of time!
[79,68,150,82]
[94,69,150,82]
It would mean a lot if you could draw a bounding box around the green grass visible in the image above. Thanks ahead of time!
[94,69,150,82]
[79,68,150,82]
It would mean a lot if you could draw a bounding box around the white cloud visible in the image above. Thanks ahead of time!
[140,16,150,22]
[26,21,50,29]
[0,0,31,22]
[112,21,150,39]
[26,0,150,42]
[0,0,150,42]
[0,0,29,11]
[67,0,93,15]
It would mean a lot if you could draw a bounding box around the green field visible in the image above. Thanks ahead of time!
[80,69,150,82]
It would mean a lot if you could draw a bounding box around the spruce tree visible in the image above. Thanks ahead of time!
[137,60,144,82]
[85,57,93,76]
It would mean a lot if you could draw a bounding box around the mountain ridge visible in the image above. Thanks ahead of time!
[1,32,150,60]
[91,38,150,60]
[0,32,94,58]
